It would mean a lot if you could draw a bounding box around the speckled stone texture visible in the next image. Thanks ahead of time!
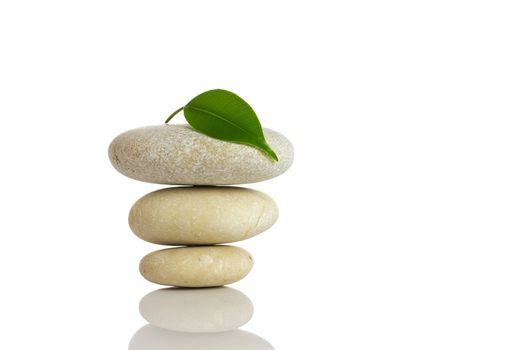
[140,246,253,287]
[108,124,294,185]
[139,287,253,332]
[129,186,278,245]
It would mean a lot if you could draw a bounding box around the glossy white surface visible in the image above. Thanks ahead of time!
[139,287,253,332]
[129,326,274,350]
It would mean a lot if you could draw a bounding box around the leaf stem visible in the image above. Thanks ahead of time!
[164,106,185,124]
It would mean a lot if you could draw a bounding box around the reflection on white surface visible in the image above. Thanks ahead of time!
[139,287,254,333]
[129,325,274,350]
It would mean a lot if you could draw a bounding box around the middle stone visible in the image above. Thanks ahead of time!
[129,186,278,245]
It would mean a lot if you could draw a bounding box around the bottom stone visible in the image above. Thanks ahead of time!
[139,246,254,287]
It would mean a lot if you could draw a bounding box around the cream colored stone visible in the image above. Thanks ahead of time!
[139,246,253,287]
[108,124,294,185]
[139,287,253,332]
[129,186,278,245]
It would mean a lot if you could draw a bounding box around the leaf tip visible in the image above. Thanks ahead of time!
[260,142,279,162]
[268,151,279,162]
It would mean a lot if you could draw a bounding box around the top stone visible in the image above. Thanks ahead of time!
[108,124,293,185]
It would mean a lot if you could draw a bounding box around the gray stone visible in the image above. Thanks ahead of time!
[108,124,293,185]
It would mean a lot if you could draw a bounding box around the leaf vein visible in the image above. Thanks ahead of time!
[185,105,255,138]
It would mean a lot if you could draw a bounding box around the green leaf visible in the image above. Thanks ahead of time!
[165,89,278,161]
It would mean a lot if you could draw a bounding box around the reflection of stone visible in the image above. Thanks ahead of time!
[129,325,274,350]
[139,287,254,332]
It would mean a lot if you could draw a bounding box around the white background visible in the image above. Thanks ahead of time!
[1,1,524,349]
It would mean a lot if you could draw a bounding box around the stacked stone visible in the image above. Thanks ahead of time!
[109,124,293,287]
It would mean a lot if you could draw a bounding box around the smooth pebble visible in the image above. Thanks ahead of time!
[108,124,293,185]
[139,246,253,287]
[129,186,278,245]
